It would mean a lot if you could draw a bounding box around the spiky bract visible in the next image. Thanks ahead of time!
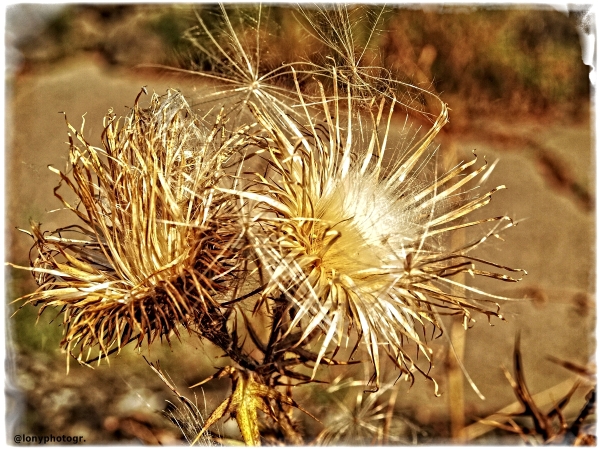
[16,90,246,361]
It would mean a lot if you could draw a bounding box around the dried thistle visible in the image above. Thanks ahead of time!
[236,71,525,389]
[11,89,247,363]
[10,4,534,445]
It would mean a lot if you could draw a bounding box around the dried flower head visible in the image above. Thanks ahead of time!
[238,73,525,389]
[13,89,247,362]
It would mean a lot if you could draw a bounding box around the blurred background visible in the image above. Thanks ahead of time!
[5,3,595,445]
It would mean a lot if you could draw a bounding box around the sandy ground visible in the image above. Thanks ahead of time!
[5,56,595,444]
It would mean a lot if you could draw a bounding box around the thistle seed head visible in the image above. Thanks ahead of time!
[240,74,525,388]
[16,89,246,362]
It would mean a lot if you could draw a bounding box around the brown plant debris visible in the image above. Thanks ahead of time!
[483,334,596,445]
